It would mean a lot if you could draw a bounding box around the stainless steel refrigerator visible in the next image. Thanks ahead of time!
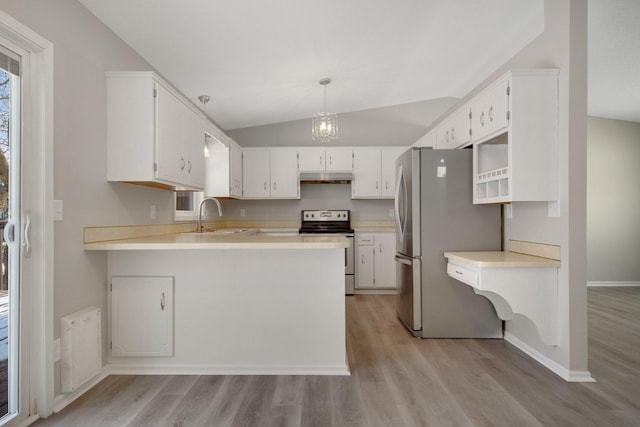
[394,147,502,338]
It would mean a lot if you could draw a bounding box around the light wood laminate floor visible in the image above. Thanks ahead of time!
[34,287,640,426]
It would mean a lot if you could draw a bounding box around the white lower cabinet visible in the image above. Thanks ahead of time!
[355,232,396,290]
[110,276,174,357]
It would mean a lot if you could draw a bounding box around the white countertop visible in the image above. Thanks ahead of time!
[444,251,561,268]
[84,231,350,251]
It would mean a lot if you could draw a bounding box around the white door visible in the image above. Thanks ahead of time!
[352,149,381,198]
[325,149,352,171]
[298,149,325,172]
[155,83,184,185]
[242,149,270,198]
[270,150,298,198]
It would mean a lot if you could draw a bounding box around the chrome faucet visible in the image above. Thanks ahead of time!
[197,197,223,232]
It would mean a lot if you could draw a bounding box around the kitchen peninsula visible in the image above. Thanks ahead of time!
[84,229,350,376]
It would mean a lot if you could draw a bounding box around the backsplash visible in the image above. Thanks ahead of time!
[218,183,395,221]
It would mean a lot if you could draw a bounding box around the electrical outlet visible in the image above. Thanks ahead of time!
[150,205,157,220]
[240,208,246,217]
[548,201,560,218]
[53,338,61,362]
[389,208,395,218]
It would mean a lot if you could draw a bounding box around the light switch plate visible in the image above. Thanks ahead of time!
[240,209,246,217]
[389,208,395,218]
[150,205,157,220]
[504,204,513,219]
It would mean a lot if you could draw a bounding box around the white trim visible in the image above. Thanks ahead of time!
[105,363,351,376]
[354,289,399,295]
[504,332,595,382]
[51,369,109,414]
[0,9,55,420]
[587,281,640,287]
[172,191,203,221]
[5,415,39,427]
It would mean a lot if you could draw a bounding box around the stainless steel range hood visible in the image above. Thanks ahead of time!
[299,171,352,184]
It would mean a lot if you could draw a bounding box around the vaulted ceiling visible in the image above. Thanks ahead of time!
[78,0,640,131]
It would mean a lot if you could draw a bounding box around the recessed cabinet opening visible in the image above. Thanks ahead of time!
[475,133,510,201]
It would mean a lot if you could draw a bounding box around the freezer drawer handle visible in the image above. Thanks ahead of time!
[394,255,412,266]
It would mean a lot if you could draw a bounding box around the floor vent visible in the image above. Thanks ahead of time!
[61,306,102,393]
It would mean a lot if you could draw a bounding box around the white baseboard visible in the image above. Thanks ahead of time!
[52,367,110,413]
[504,332,595,383]
[106,363,351,376]
[354,289,399,295]
[587,281,640,287]
[12,415,41,427]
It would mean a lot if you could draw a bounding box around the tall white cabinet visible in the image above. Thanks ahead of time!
[106,72,206,190]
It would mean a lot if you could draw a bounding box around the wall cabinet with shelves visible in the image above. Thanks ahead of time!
[106,71,206,191]
[472,69,559,204]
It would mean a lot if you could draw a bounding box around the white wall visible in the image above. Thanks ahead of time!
[220,184,394,222]
[0,0,175,395]
[471,0,589,379]
[228,97,459,147]
[587,117,640,283]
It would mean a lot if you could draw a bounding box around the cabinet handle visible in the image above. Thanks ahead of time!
[180,157,185,171]
[160,292,165,310]
[361,255,365,264]
[264,182,267,191]
[376,181,379,190]
[329,156,333,166]
[488,105,493,122]
[445,130,449,143]
[455,270,463,276]
[274,182,277,191]
[385,181,388,190]
[379,244,382,253]
[451,128,455,142]
[480,112,485,127]
[187,160,192,173]
[320,156,322,165]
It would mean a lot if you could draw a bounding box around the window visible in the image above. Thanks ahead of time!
[173,191,203,221]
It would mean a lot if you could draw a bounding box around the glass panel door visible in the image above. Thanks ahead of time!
[0,44,21,423]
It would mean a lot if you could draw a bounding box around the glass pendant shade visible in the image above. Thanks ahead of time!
[312,111,338,142]
[312,78,338,142]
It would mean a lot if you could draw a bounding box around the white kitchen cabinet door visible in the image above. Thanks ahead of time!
[242,149,271,198]
[471,76,509,143]
[155,83,184,185]
[111,276,174,357]
[356,245,375,289]
[380,147,404,197]
[352,148,382,198]
[230,140,243,198]
[373,233,396,288]
[106,72,206,191]
[298,149,325,172]
[182,106,206,189]
[270,149,299,198]
[325,149,353,171]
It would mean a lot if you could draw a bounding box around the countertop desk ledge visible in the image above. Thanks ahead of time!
[444,251,561,268]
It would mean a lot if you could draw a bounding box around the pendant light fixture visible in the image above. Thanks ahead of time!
[312,78,338,142]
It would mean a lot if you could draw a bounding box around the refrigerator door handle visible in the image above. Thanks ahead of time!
[394,164,406,242]
[394,254,413,266]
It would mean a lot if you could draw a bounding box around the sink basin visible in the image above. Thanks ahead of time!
[182,229,255,236]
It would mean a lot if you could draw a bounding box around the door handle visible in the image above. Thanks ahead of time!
[394,254,412,266]
[23,212,31,258]
[3,222,15,243]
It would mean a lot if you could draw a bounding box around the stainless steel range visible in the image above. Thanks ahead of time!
[299,210,355,295]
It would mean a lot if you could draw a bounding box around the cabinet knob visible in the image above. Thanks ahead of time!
[187,160,192,173]
[488,105,494,122]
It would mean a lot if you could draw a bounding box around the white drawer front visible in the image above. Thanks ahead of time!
[356,234,374,246]
[447,263,478,288]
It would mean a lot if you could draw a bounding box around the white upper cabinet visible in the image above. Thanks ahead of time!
[106,71,206,191]
[352,147,404,199]
[471,76,510,143]
[298,148,353,172]
[435,105,472,149]
[242,149,299,199]
[472,69,559,204]
[204,126,243,199]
